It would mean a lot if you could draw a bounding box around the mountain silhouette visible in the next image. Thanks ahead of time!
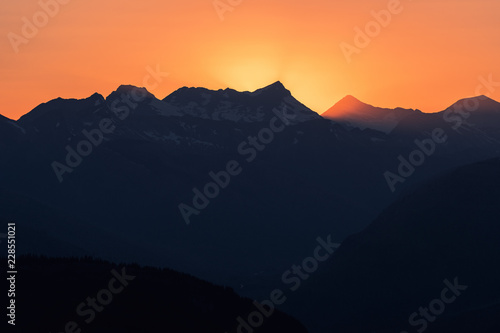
[1,82,500,332]
[163,80,320,123]
[322,95,420,133]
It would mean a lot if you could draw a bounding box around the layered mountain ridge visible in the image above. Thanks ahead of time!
[2,81,500,332]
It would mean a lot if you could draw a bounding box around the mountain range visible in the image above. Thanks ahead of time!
[1,81,500,332]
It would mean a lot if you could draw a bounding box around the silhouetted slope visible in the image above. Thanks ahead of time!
[11,255,308,333]
[289,158,500,332]
[0,188,152,261]
[0,113,25,146]
[323,95,418,133]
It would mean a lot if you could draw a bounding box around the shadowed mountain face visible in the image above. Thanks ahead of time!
[1,83,500,333]
[2,83,395,288]
[0,113,24,143]
[288,158,500,332]
[163,81,320,123]
[322,95,419,133]
[12,256,307,333]
[388,95,500,170]
[323,94,500,141]
[392,95,500,136]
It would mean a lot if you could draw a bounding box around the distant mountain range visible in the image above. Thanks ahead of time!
[1,81,500,332]
[322,94,420,133]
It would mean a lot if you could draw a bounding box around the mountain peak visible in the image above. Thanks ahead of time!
[107,85,155,101]
[162,80,318,123]
[323,96,418,134]
[340,95,363,103]
[267,81,286,89]
[252,81,291,97]
[448,95,500,111]
[324,95,370,118]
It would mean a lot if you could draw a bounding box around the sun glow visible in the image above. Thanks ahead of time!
[213,59,281,93]
[1,0,500,119]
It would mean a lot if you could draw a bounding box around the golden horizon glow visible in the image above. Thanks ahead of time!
[1,0,500,120]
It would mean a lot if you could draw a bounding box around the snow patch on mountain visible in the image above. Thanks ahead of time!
[149,100,182,117]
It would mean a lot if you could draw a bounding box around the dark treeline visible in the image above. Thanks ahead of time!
[6,255,307,333]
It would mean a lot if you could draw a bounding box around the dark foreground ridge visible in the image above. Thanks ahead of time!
[9,255,308,333]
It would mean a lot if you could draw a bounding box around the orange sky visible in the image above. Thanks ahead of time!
[1,0,500,120]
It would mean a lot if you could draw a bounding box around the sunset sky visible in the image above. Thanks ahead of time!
[1,0,500,120]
